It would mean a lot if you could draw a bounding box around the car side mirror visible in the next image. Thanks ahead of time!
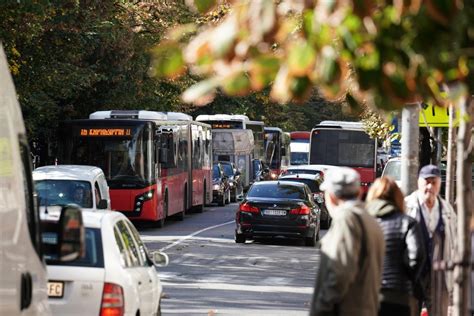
[151,251,169,267]
[97,199,108,209]
[42,205,85,262]
[263,168,270,173]
[235,170,241,176]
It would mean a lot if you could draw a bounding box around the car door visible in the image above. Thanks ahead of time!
[116,220,154,315]
[125,220,160,314]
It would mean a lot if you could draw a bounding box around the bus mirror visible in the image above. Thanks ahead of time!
[41,205,85,262]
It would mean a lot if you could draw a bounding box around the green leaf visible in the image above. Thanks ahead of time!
[222,72,251,96]
[287,41,316,76]
[192,0,217,14]
[249,56,280,90]
[150,42,185,78]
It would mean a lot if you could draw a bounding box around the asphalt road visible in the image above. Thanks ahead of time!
[138,202,322,316]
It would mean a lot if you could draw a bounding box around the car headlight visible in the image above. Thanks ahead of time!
[213,184,220,190]
[229,182,234,187]
[270,173,278,179]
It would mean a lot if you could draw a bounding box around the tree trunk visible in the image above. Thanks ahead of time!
[453,96,473,316]
[400,103,420,195]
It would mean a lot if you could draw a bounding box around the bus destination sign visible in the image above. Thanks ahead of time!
[79,128,132,137]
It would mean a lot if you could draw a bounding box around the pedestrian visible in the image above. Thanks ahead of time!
[366,176,426,316]
[310,167,385,316]
[405,164,457,316]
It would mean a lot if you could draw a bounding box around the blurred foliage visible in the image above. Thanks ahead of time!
[151,0,474,112]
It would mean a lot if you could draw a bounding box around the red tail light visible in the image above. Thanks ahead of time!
[290,205,311,215]
[239,202,259,213]
[100,283,124,316]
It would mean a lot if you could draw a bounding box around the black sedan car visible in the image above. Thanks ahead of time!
[235,181,321,247]
[278,173,331,229]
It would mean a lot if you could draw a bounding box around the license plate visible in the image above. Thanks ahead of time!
[263,209,287,216]
[47,281,64,298]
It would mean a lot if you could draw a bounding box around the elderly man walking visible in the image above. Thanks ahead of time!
[310,167,385,316]
[405,164,457,316]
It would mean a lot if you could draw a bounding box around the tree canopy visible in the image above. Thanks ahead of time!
[152,0,473,111]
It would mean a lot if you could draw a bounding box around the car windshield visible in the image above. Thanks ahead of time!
[35,180,93,208]
[221,164,234,177]
[213,165,220,179]
[280,178,320,193]
[290,152,308,165]
[383,160,401,181]
[45,228,104,267]
[247,183,306,200]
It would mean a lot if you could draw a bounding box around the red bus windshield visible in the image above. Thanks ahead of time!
[59,121,154,189]
[310,129,375,168]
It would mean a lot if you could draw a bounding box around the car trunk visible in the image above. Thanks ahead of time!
[47,266,105,316]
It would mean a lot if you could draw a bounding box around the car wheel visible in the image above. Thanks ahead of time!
[218,192,225,206]
[305,230,318,247]
[235,233,246,243]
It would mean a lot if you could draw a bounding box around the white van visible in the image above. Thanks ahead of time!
[0,44,84,315]
[33,165,111,211]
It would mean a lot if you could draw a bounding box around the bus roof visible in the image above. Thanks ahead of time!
[89,110,193,121]
[195,114,250,122]
[314,120,364,130]
[290,131,310,140]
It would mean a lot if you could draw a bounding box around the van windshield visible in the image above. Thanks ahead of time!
[35,180,93,208]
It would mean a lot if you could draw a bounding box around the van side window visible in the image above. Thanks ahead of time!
[19,139,41,257]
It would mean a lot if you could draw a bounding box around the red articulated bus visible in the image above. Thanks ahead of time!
[264,127,291,179]
[309,121,377,195]
[58,110,212,226]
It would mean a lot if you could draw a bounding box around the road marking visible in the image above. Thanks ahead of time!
[161,281,314,294]
[151,220,234,252]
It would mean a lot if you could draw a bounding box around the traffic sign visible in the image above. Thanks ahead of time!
[419,103,456,127]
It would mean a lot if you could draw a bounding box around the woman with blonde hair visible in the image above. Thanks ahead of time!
[367,176,426,316]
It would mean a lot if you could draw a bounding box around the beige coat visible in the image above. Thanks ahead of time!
[310,201,385,316]
[405,192,457,316]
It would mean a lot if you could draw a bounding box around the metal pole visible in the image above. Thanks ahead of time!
[436,128,442,165]
[446,103,456,204]
[401,104,420,195]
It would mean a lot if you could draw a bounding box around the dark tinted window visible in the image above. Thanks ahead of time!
[213,165,220,179]
[290,152,308,165]
[221,164,234,176]
[280,178,320,192]
[46,228,104,268]
[247,183,306,199]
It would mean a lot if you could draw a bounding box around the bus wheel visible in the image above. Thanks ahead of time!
[156,193,168,228]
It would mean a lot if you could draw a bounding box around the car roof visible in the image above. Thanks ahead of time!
[252,180,307,188]
[279,174,321,181]
[40,208,123,229]
[286,164,334,171]
[33,165,105,182]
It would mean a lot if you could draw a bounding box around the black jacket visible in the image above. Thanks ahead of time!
[367,199,426,305]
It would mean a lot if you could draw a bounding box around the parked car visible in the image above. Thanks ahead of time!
[44,209,169,316]
[381,156,401,187]
[212,162,231,206]
[235,181,321,246]
[279,173,331,229]
[219,161,243,202]
[33,165,111,211]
